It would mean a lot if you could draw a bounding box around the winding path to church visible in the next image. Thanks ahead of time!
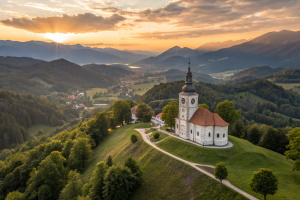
[135,128,259,200]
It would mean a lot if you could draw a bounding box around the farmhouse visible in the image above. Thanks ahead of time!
[175,64,229,146]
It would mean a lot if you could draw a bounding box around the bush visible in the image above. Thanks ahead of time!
[153,132,160,139]
[131,134,138,143]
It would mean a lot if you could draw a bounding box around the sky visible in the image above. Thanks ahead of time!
[0,0,300,52]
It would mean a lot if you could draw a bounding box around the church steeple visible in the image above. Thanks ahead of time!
[182,60,196,92]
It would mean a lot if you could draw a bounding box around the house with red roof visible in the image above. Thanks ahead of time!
[155,113,165,126]
[175,64,229,146]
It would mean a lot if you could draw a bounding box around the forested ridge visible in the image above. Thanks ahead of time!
[138,79,300,127]
[0,90,78,149]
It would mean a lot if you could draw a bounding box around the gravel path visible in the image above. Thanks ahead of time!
[135,128,259,200]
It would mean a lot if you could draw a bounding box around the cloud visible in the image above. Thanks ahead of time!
[0,13,125,33]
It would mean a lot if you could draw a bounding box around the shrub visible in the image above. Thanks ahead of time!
[131,134,138,143]
[153,132,160,139]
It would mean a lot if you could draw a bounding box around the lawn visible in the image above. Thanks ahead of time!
[132,82,164,96]
[157,136,299,200]
[150,131,170,142]
[275,83,300,95]
[81,123,247,200]
[27,124,55,138]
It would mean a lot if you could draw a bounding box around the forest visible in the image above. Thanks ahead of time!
[0,90,78,149]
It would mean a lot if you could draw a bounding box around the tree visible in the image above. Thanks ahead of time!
[131,134,138,143]
[68,138,93,172]
[198,103,209,109]
[124,156,142,184]
[5,191,24,200]
[259,126,277,151]
[86,112,108,146]
[162,101,178,129]
[106,156,113,167]
[153,132,160,139]
[285,127,300,171]
[215,100,241,130]
[103,164,137,200]
[231,119,245,138]
[59,170,82,200]
[89,161,107,200]
[136,102,154,122]
[25,151,68,200]
[214,162,228,188]
[249,168,278,200]
[112,100,132,126]
[247,124,261,145]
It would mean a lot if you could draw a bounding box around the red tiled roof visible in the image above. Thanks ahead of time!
[189,107,229,126]
[131,106,137,115]
[156,113,162,118]
[176,115,179,119]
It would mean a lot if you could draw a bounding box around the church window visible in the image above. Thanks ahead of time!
[182,115,184,118]
[208,132,211,137]
[223,133,225,138]
[177,124,178,129]
[191,130,192,133]
[217,133,219,138]
[197,132,199,136]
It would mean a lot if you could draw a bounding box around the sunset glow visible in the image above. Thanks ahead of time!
[44,33,72,43]
[0,0,299,51]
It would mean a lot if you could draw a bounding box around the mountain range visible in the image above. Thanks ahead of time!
[135,30,300,74]
[0,40,152,64]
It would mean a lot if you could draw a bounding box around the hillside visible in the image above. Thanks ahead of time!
[0,90,78,149]
[0,56,42,66]
[227,66,284,83]
[265,69,300,83]
[138,79,300,127]
[196,39,247,52]
[135,30,300,73]
[83,64,132,81]
[0,40,149,64]
[157,135,299,200]
[0,58,115,95]
[82,123,247,200]
[161,69,219,83]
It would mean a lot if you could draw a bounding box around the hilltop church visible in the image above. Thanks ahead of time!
[175,64,229,146]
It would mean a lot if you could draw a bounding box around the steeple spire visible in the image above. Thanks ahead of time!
[182,59,196,92]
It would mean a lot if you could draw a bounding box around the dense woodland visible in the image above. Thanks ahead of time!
[138,79,300,127]
[0,99,145,200]
[0,90,78,149]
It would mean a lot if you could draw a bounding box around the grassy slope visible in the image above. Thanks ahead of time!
[157,136,299,200]
[82,123,247,200]
[275,83,300,95]
[27,124,55,138]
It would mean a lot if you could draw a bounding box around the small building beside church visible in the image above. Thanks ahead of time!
[175,64,229,146]
[131,105,138,123]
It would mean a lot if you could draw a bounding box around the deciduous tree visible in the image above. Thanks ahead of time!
[162,101,178,129]
[249,168,278,200]
[285,127,300,171]
[214,162,228,188]
[136,102,154,122]
[89,161,107,200]
[59,170,82,200]
[112,100,132,126]
[198,103,209,109]
[215,100,241,130]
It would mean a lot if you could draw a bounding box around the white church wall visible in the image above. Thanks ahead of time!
[214,126,228,146]
[204,126,214,145]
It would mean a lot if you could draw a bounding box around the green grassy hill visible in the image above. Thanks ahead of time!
[157,136,300,200]
[81,123,247,200]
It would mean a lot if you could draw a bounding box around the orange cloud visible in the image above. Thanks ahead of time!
[1,13,125,33]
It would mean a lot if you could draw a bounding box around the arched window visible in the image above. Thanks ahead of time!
[177,124,178,129]
[217,133,219,138]
[223,133,225,138]
[197,132,199,136]
[208,132,211,137]
[191,130,192,134]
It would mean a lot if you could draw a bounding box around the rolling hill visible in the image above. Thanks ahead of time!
[265,69,300,83]
[227,66,284,83]
[0,40,150,64]
[83,64,132,80]
[161,69,219,83]
[82,123,248,200]
[0,57,115,95]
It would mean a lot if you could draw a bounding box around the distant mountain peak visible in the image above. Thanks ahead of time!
[249,30,300,45]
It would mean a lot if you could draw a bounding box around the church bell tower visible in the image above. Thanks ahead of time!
[176,61,198,139]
